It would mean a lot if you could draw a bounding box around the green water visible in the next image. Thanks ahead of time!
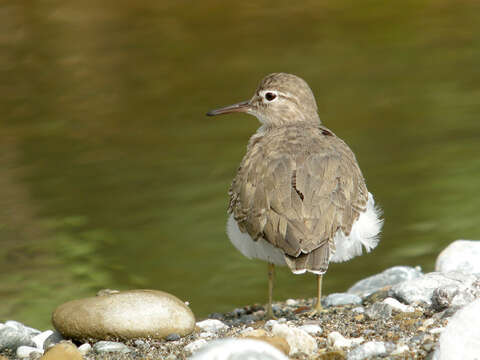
[1,1,479,329]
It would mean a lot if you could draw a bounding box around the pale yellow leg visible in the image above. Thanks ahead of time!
[307,274,326,316]
[266,262,276,319]
[314,274,323,312]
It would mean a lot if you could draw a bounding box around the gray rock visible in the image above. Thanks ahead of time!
[16,345,43,359]
[435,240,480,273]
[4,321,40,337]
[348,266,423,298]
[196,319,228,333]
[323,293,362,307]
[365,302,392,320]
[433,299,480,360]
[347,341,393,360]
[42,330,64,350]
[165,333,181,341]
[93,341,131,354]
[390,271,480,306]
[0,324,35,351]
[52,289,195,340]
[188,339,288,360]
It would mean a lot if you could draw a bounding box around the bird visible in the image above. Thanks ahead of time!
[207,73,383,318]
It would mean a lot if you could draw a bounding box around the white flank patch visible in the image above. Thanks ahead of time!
[226,215,287,266]
[330,192,383,263]
[226,192,383,268]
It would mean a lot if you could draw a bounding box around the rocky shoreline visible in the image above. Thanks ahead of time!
[1,240,480,360]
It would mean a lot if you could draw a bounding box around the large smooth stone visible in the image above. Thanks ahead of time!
[52,289,195,340]
[189,339,288,360]
[389,271,480,306]
[435,240,480,273]
[433,299,480,360]
[348,266,423,298]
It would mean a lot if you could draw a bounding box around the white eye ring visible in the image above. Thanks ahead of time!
[261,90,278,102]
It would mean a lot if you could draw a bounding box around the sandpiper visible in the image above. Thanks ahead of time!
[207,73,383,318]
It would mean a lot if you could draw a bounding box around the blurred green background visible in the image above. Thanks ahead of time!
[1,0,479,329]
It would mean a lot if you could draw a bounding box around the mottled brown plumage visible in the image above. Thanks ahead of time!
[228,124,368,274]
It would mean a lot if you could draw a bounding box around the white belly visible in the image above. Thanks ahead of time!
[226,192,383,270]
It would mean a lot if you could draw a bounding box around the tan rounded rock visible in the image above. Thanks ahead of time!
[52,289,195,340]
[40,342,83,360]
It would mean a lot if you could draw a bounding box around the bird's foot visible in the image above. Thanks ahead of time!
[305,303,328,317]
[265,306,277,320]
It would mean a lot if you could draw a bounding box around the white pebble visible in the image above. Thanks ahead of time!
[199,332,215,338]
[196,319,228,333]
[78,343,92,355]
[184,339,208,353]
[423,318,435,328]
[352,307,365,313]
[272,323,317,356]
[189,339,288,360]
[347,341,389,360]
[239,327,254,334]
[298,324,322,335]
[391,344,409,355]
[383,297,414,312]
[328,331,364,349]
[430,327,445,334]
[16,345,43,358]
[264,319,278,329]
[32,330,53,349]
[286,299,298,306]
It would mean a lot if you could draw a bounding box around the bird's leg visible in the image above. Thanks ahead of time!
[307,274,326,316]
[314,274,323,312]
[266,262,276,319]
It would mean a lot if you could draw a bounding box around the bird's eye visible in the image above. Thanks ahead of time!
[265,92,277,101]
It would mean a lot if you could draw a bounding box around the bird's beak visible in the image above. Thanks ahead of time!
[206,100,250,116]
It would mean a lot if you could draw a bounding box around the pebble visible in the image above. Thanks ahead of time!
[286,299,298,306]
[188,338,288,360]
[391,344,409,355]
[365,302,392,320]
[264,319,278,329]
[40,342,83,360]
[199,332,215,338]
[271,323,317,356]
[327,331,364,349]
[323,293,362,307]
[32,330,53,349]
[389,271,480,306]
[0,323,36,351]
[93,341,131,354]
[196,319,228,333]
[184,339,208,353]
[433,299,480,360]
[383,297,415,312]
[352,306,365,313]
[435,240,480,273]
[430,327,445,334]
[42,331,63,350]
[77,343,92,355]
[165,333,181,341]
[347,341,392,360]
[16,345,43,358]
[298,324,322,335]
[348,266,423,298]
[52,289,195,340]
